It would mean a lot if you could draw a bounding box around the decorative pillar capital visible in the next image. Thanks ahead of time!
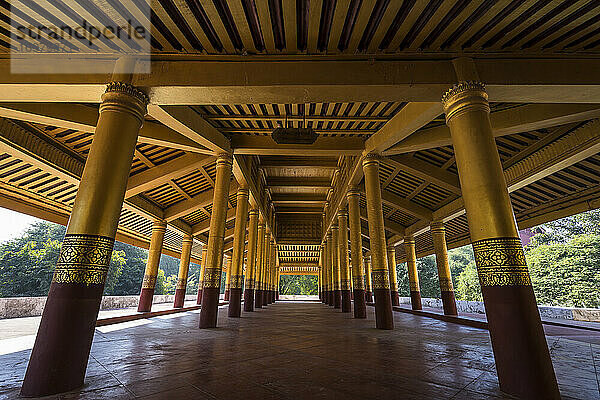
[216,152,234,166]
[403,235,416,245]
[182,233,193,243]
[441,81,489,123]
[347,186,360,197]
[152,220,167,231]
[362,152,381,167]
[430,220,445,233]
[101,81,149,123]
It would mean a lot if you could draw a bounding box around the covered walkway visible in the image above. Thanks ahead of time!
[2,302,598,399]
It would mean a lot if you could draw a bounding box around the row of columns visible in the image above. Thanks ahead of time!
[21,69,559,399]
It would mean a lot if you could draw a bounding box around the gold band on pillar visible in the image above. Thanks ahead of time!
[138,220,167,312]
[386,245,400,306]
[199,152,233,328]
[347,189,365,291]
[244,209,259,291]
[174,233,193,308]
[362,153,393,329]
[21,78,148,397]
[442,80,558,399]
[404,235,422,310]
[231,187,249,289]
[337,210,352,313]
[431,221,457,315]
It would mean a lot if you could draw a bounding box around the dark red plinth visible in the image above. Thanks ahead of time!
[196,288,203,305]
[137,287,155,312]
[262,290,268,306]
[228,288,242,317]
[21,283,104,397]
[350,291,354,300]
[224,289,230,301]
[244,289,255,312]
[410,290,422,310]
[334,290,341,309]
[341,290,351,313]
[328,291,334,306]
[270,291,274,303]
[173,288,185,308]
[255,289,263,309]
[199,287,219,328]
[373,288,394,330]
[365,291,373,302]
[484,285,560,399]
[276,292,279,300]
[441,290,458,316]
[353,289,367,319]
[391,290,400,306]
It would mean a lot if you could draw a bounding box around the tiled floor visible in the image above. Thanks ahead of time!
[1,302,599,399]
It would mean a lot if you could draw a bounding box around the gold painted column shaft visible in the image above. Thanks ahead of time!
[199,153,233,329]
[431,221,457,316]
[174,234,193,308]
[138,220,167,312]
[228,187,248,317]
[326,232,334,306]
[362,154,394,329]
[262,230,270,306]
[331,224,341,309]
[196,248,208,304]
[337,211,351,313]
[364,256,373,302]
[347,188,366,316]
[404,236,422,310]
[254,221,265,309]
[386,245,400,307]
[22,80,148,397]
[442,81,558,399]
[243,208,258,313]
[224,257,232,301]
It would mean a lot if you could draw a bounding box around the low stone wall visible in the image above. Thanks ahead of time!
[0,294,197,319]
[279,295,319,301]
[398,297,600,322]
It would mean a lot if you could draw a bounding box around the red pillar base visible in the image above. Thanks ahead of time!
[328,291,334,306]
[365,291,373,302]
[255,289,263,309]
[196,289,203,305]
[21,284,103,397]
[199,287,219,328]
[341,290,351,313]
[244,289,255,312]
[137,287,155,312]
[262,290,268,306]
[353,289,367,318]
[276,292,279,300]
[173,288,185,308]
[373,288,394,330]
[334,290,341,309]
[410,290,422,310]
[391,290,400,306]
[224,290,230,301]
[441,290,458,316]
[228,288,242,317]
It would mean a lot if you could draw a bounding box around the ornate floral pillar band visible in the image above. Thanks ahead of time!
[22,79,148,397]
[430,221,457,316]
[243,208,258,312]
[403,236,422,310]
[196,248,207,304]
[364,256,373,302]
[362,153,393,329]
[138,220,167,312]
[337,211,352,313]
[347,188,366,318]
[443,81,558,399]
[386,245,400,307]
[199,152,233,329]
[174,234,193,308]
[254,222,265,309]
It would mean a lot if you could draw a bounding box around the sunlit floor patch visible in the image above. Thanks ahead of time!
[96,319,151,333]
[0,334,36,355]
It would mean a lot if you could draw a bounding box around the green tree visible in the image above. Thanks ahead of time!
[456,262,482,301]
[279,275,317,295]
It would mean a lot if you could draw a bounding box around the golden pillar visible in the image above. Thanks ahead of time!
[331,224,341,309]
[137,220,167,312]
[442,81,558,398]
[337,211,351,313]
[319,243,326,303]
[223,257,232,300]
[261,230,270,306]
[364,256,373,302]
[386,245,400,307]
[196,247,208,304]
[22,80,148,397]
[431,221,457,316]
[270,241,277,303]
[254,220,265,309]
[325,232,334,306]
[199,153,233,329]
[347,188,366,318]
[363,153,393,329]
[244,209,259,311]
[404,236,422,310]
[174,233,193,308]
[226,186,248,316]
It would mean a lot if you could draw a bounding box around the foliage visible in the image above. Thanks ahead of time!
[279,275,317,295]
[455,262,482,301]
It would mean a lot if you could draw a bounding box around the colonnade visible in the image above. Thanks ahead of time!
[20,62,559,399]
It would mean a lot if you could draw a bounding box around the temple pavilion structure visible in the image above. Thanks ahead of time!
[1,1,600,399]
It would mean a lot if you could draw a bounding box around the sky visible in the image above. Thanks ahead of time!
[0,207,43,243]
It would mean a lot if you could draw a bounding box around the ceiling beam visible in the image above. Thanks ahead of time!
[231,135,365,156]
[146,105,231,153]
[359,208,405,237]
[378,188,433,221]
[125,154,214,198]
[5,59,600,103]
[0,103,212,154]
[266,177,331,188]
[271,193,326,204]
[364,102,442,153]
[191,207,237,236]
[164,182,239,222]
[385,104,600,154]
[384,154,461,194]
[260,158,339,169]
[275,207,325,214]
